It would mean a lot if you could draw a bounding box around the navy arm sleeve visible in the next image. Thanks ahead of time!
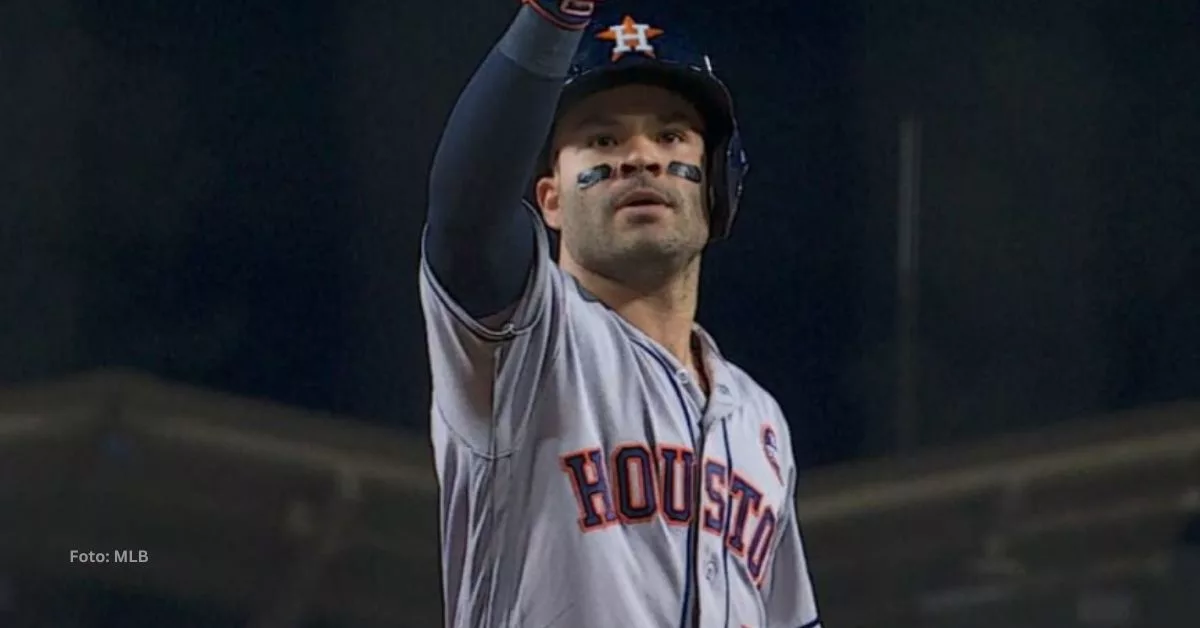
[425,8,582,320]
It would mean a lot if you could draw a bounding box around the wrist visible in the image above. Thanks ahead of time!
[521,0,596,31]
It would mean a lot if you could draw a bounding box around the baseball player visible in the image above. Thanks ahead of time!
[420,1,821,626]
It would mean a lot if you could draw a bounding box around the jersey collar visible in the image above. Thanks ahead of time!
[570,274,744,419]
[691,324,742,421]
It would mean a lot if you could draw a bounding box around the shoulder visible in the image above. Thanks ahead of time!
[716,351,797,466]
[699,327,786,416]
[725,362,785,415]
[731,364,792,435]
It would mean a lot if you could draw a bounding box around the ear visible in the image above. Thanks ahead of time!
[535,174,563,230]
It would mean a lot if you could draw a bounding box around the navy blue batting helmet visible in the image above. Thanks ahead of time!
[543,8,749,242]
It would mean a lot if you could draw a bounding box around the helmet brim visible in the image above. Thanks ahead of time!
[558,60,735,143]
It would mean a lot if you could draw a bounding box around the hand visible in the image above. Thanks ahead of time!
[522,0,600,31]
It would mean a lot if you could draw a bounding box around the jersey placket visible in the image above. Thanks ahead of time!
[676,364,741,628]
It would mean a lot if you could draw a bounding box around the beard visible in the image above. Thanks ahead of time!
[559,176,707,290]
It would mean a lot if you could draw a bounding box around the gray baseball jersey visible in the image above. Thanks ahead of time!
[420,208,821,628]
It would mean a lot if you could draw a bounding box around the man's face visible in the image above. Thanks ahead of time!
[537,84,709,286]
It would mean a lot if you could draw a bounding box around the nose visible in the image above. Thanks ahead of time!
[617,136,664,178]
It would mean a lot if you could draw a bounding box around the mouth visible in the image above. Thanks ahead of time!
[613,188,672,211]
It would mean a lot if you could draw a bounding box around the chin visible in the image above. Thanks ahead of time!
[619,231,700,263]
[616,223,676,245]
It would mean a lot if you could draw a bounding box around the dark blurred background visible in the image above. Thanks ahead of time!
[1,0,1197,626]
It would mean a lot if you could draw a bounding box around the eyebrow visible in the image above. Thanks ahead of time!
[657,111,697,127]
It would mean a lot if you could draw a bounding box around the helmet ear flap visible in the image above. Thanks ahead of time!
[703,140,728,242]
[710,130,749,242]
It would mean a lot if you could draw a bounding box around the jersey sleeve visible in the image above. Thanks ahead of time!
[763,497,821,628]
[418,202,564,455]
[762,407,821,627]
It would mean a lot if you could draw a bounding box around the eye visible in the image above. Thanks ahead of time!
[586,134,618,148]
[659,129,687,144]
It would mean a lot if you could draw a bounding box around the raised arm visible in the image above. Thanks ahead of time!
[424,2,593,320]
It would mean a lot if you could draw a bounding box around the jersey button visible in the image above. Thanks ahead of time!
[704,557,718,582]
[675,370,690,385]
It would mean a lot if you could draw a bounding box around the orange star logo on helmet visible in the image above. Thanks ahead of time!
[596,15,665,62]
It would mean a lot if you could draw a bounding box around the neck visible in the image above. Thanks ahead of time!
[563,255,702,368]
